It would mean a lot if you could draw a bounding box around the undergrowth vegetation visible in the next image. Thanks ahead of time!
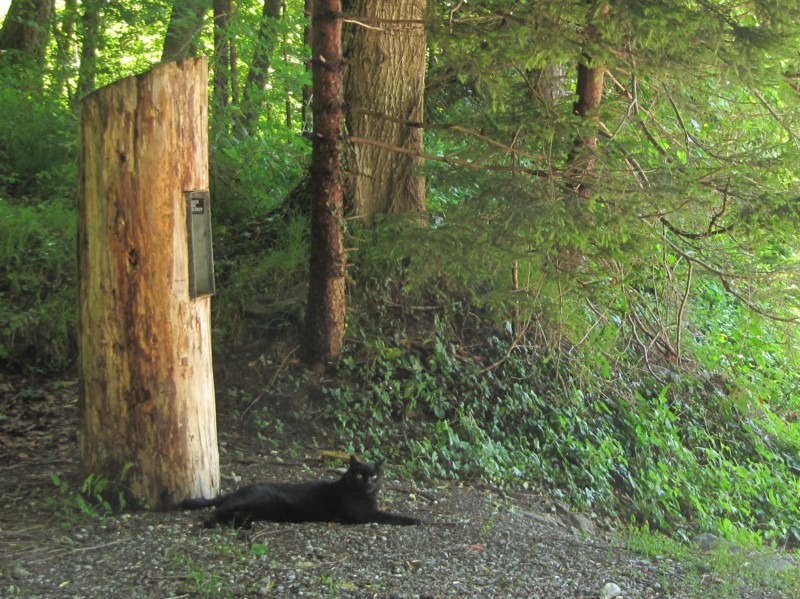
[0,199,76,370]
[48,465,133,527]
[0,65,78,371]
[319,222,800,546]
[627,525,800,595]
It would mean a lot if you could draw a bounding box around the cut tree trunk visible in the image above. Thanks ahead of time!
[304,0,346,370]
[78,58,219,509]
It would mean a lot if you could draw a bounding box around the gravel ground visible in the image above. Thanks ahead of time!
[1,373,798,598]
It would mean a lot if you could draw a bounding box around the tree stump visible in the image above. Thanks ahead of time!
[77,57,219,509]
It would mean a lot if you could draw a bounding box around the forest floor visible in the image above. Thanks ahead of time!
[1,353,798,599]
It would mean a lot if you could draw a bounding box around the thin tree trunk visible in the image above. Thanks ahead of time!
[343,0,426,220]
[161,0,210,63]
[238,0,282,131]
[559,2,608,272]
[568,1,609,179]
[304,0,346,370]
[52,0,78,102]
[212,0,233,111]
[571,61,605,174]
[77,0,102,99]
[302,0,313,130]
[78,58,219,509]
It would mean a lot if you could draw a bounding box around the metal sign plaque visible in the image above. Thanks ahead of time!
[185,190,216,298]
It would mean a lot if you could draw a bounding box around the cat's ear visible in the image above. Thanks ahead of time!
[349,455,359,468]
[374,460,385,471]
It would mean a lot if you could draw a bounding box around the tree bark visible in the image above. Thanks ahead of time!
[161,0,210,62]
[77,0,103,99]
[568,1,608,177]
[0,0,54,68]
[302,0,314,129]
[304,0,346,370]
[342,0,426,221]
[558,2,608,272]
[212,0,234,110]
[238,0,283,131]
[571,61,605,171]
[52,0,79,102]
[78,58,219,510]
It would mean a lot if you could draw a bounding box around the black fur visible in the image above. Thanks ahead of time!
[180,456,420,528]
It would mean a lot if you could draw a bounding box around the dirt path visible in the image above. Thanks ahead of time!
[1,373,796,598]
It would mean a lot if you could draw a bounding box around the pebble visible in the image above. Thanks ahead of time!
[600,581,622,598]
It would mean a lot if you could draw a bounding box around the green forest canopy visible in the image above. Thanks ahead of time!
[2,0,800,544]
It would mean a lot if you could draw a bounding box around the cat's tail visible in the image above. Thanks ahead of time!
[179,495,227,510]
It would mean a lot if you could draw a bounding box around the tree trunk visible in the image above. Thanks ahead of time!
[302,0,313,130]
[212,0,234,110]
[571,61,605,172]
[78,58,219,510]
[77,0,102,99]
[161,0,210,62]
[52,0,79,102]
[304,0,346,370]
[558,2,608,272]
[568,1,609,178]
[342,0,426,221]
[0,0,54,68]
[238,0,283,131]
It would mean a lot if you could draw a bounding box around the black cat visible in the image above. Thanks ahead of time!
[180,456,420,528]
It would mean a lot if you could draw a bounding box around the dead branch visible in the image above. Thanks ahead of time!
[347,135,552,177]
[661,234,800,324]
[348,107,547,164]
[751,88,800,147]
[659,215,734,240]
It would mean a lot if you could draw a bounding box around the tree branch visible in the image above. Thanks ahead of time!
[659,215,734,240]
[751,88,800,147]
[661,234,800,324]
[348,107,547,164]
[347,135,551,178]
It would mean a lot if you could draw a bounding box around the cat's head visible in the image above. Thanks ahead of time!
[344,455,384,496]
